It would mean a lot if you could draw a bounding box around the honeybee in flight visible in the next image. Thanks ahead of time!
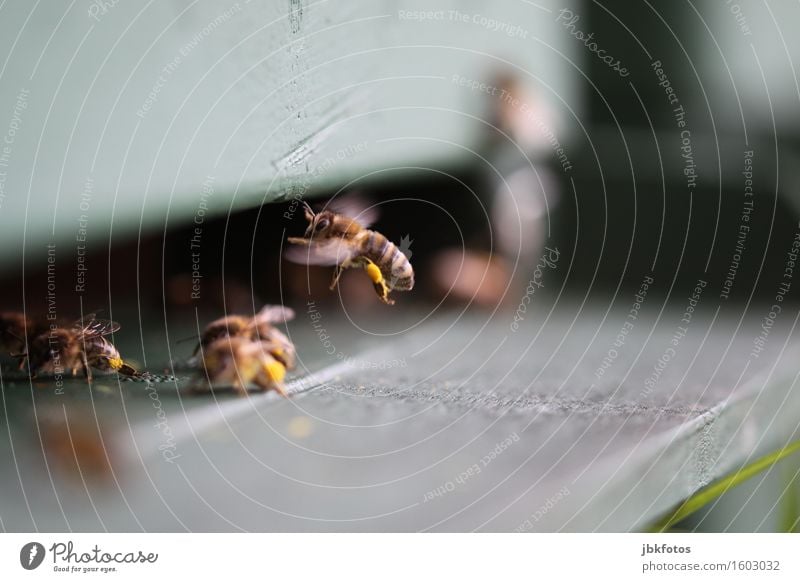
[194,337,288,397]
[286,198,414,304]
[195,305,296,370]
[22,314,138,380]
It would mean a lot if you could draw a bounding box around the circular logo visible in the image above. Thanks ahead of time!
[19,542,45,570]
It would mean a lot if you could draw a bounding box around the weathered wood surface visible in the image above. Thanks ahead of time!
[1,304,798,531]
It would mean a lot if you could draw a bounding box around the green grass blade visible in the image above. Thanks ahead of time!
[651,439,800,532]
[780,461,800,533]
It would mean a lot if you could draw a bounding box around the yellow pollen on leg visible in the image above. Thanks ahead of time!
[264,361,286,383]
[365,262,383,284]
[108,356,123,370]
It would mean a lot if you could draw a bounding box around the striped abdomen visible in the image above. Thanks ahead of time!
[359,230,414,291]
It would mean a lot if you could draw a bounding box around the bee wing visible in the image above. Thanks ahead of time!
[284,238,357,266]
[326,193,379,229]
[72,312,98,328]
[255,305,295,324]
[73,316,121,339]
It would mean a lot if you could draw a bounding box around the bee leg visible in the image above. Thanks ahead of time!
[255,374,287,397]
[373,283,395,305]
[11,353,26,370]
[81,353,93,382]
[232,379,248,397]
[364,261,395,305]
[329,265,344,290]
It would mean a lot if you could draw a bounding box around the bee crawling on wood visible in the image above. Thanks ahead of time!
[20,314,139,380]
[285,198,414,305]
[193,337,289,397]
[0,311,48,358]
[195,305,296,370]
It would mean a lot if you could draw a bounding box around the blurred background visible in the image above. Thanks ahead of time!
[1,0,799,532]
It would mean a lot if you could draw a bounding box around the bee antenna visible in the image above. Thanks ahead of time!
[174,335,198,345]
[3,329,23,341]
[301,200,315,216]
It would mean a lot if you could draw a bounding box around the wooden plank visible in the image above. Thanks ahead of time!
[0,0,573,266]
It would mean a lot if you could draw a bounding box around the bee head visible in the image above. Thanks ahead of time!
[305,209,335,239]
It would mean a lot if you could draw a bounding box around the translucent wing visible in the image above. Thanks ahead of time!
[285,238,358,266]
[72,315,120,339]
[325,193,379,229]
[255,305,295,324]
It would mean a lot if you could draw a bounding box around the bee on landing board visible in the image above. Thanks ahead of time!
[194,337,288,397]
[85,336,139,377]
[0,312,48,358]
[21,314,138,380]
[195,305,296,370]
[286,199,414,305]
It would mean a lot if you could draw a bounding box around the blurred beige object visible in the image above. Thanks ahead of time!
[431,248,511,307]
[493,73,561,157]
[488,73,561,292]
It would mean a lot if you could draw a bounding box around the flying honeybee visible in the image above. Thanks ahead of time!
[23,315,138,380]
[194,337,288,397]
[195,305,296,369]
[286,199,414,304]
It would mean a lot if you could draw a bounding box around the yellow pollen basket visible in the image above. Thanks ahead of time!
[108,356,124,370]
[365,262,383,284]
[264,360,286,383]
